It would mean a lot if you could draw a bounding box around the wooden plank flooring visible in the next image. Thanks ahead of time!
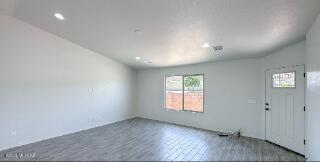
[0,117,305,161]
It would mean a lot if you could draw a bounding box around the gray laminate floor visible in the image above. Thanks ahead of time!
[0,117,305,161]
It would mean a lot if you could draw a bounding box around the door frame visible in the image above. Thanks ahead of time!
[264,64,306,153]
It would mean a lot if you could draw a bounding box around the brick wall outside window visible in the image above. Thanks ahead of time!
[165,91,203,112]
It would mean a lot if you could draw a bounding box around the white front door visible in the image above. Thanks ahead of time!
[265,65,305,155]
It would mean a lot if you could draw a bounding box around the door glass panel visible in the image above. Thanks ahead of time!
[272,72,295,88]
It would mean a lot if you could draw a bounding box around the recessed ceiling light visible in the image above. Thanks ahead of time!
[54,13,64,20]
[202,43,210,48]
[135,56,141,60]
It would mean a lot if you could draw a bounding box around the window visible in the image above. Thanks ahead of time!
[272,72,295,88]
[165,74,204,112]
[165,76,183,111]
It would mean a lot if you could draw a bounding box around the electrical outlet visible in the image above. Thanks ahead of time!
[97,116,102,121]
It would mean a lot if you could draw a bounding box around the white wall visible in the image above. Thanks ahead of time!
[137,41,306,140]
[0,15,137,151]
[137,59,263,138]
[306,14,320,161]
[260,41,306,70]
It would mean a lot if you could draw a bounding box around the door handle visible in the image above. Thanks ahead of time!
[265,103,269,106]
[265,108,270,111]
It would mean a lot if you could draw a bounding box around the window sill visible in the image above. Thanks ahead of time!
[164,108,204,114]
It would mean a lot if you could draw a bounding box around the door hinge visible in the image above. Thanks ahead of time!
[304,73,306,78]
[304,106,306,111]
[304,139,306,145]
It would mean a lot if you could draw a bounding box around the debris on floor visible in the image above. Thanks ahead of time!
[217,128,242,138]
[232,128,241,138]
[217,131,230,137]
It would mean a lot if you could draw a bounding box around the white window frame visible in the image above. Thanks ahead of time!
[164,74,204,113]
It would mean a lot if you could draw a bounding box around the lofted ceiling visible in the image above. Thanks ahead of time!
[1,0,320,69]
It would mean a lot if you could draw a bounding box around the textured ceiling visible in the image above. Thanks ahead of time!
[1,0,320,69]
